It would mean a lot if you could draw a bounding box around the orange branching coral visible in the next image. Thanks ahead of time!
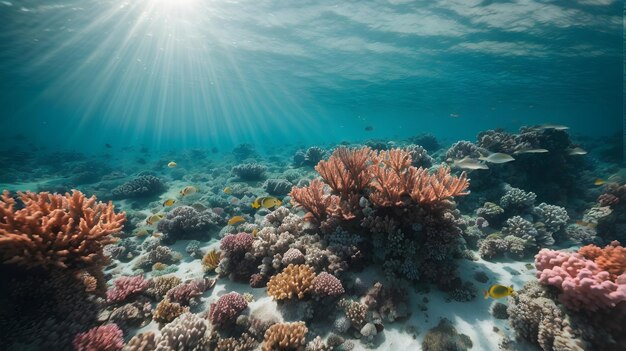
[262,322,308,351]
[316,147,376,197]
[406,165,469,204]
[579,241,626,280]
[289,179,343,222]
[266,264,316,300]
[0,190,126,269]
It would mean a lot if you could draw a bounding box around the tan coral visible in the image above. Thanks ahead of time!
[0,190,126,269]
[149,275,182,299]
[123,331,158,351]
[266,264,316,300]
[153,298,189,324]
[262,322,308,351]
[202,249,221,271]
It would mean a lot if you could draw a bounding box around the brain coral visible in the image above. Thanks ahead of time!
[267,264,316,300]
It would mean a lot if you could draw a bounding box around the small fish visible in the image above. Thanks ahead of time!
[478,153,515,164]
[576,220,597,229]
[152,232,163,238]
[223,187,232,194]
[252,228,258,237]
[146,213,165,225]
[483,284,515,299]
[228,216,246,225]
[513,148,549,154]
[568,147,587,156]
[180,186,197,197]
[452,157,489,170]
[167,161,177,168]
[163,199,176,207]
[134,228,150,237]
[364,126,374,131]
[594,179,605,186]
[537,124,569,131]
[105,143,112,148]
[251,196,283,209]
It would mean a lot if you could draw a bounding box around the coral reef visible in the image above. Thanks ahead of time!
[73,324,124,351]
[111,175,166,199]
[262,322,308,351]
[106,275,150,304]
[208,292,248,327]
[311,272,345,298]
[157,206,224,243]
[422,318,472,351]
[166,278,215,306]
[153,299,189,324]
[267,264,316,300]
[232,163,267,181]
[155,312,210,350]
[264,178,293,196]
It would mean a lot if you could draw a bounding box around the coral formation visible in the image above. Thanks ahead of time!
[106,275,150,304]
[153,298,189,324]
[311,272,345,298]
[73,324,125,351]
[157,206,224,243]
[111,175,166,199]
[422,318,472,351]
[232,163,267,180]
[208,292,248,327]
[267,264,316,300]
[262,322,308,351]
[155,312,210,350]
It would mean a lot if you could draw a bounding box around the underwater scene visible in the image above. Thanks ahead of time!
[0,0,624,350]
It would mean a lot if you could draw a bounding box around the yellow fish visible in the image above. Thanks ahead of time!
[594,179,605,186]
[180,186,197,197]
[168,161,177,168]
[252,228,258,237]
[163,199,176,207]
[251,196,282,209]
[146,213,165,225]
[223,187,232,194]
[134,228,150,237]
[576,220,597,229]
[483,284,515,299]
[152,232,163,238]
[228,216,246,226]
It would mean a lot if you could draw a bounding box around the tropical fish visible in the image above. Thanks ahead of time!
[568,147,587,156]
[228,216,246,225]
[479,153,515,164]
[251,196,283,209]
[594,179,605,186]
[364,126,374,131]
[146,213,165,225]
[537,124,569,131]
[223,187,232,194]
[180,186,197,197]
[152,232,163,238]
[452,157,489,170]
[483,284,515,299]
[168,161,177,168]
[134,228,150,237]
[163,199,176,207]
[513,148,549,154]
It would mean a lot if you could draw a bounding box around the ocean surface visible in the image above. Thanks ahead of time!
[0,1,624,351]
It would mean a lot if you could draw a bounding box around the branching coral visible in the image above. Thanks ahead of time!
[106,275,150,303]
[155,312,210,351]
[166,278,215,306]
[153,299,189,324]
[311,272,344,298]
[266,264,316,300]
[262,322,308,351]
[0,190,126,269]
[208,292,248,327]
[73,324,124,351]
[111,175,166,199]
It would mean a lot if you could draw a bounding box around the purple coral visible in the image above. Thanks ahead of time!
[73,324,124,351]
[208,292,248,327]
[106,275,150,303]
[220,232,254,254]
[167,278,214,305]
[311,272,345,297]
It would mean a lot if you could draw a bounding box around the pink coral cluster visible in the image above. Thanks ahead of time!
[166,278,214,305]
[106,275,150,303]
[220,232,254,253]
[73,324,124,351]
[311,272,345,297]
[208,292,248,327]
[535,244,626,311]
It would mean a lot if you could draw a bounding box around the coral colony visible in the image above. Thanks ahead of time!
[0,129,625,351]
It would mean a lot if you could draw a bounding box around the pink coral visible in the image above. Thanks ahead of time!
[208,292,248,327]
[311,272,345,297]
[106,275,150,303]
[166,278,214,305]
[0,190,125,269]
[73,324,124,351]
[220,232,254,254]
[535,248,626,311]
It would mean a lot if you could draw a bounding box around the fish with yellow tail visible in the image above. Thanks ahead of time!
[223,187,232,194]
[163,199,176,207]
[167,161,177,168]
[180,186,197,197]
[251,196,282,209]
[227,215,246,226]
[146,213,165,225]
[484,284,515,299]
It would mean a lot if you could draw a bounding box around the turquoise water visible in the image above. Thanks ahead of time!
[0,0,622,152]
[1,2,625,351]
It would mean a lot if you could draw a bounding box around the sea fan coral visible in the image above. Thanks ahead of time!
[266,264,316,300]
[73,324,124,351]
[208,292,248,327]
[262,322,308,351]
[0,190,126,269]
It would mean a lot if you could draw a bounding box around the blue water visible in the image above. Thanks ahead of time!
[0,0,622,152]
